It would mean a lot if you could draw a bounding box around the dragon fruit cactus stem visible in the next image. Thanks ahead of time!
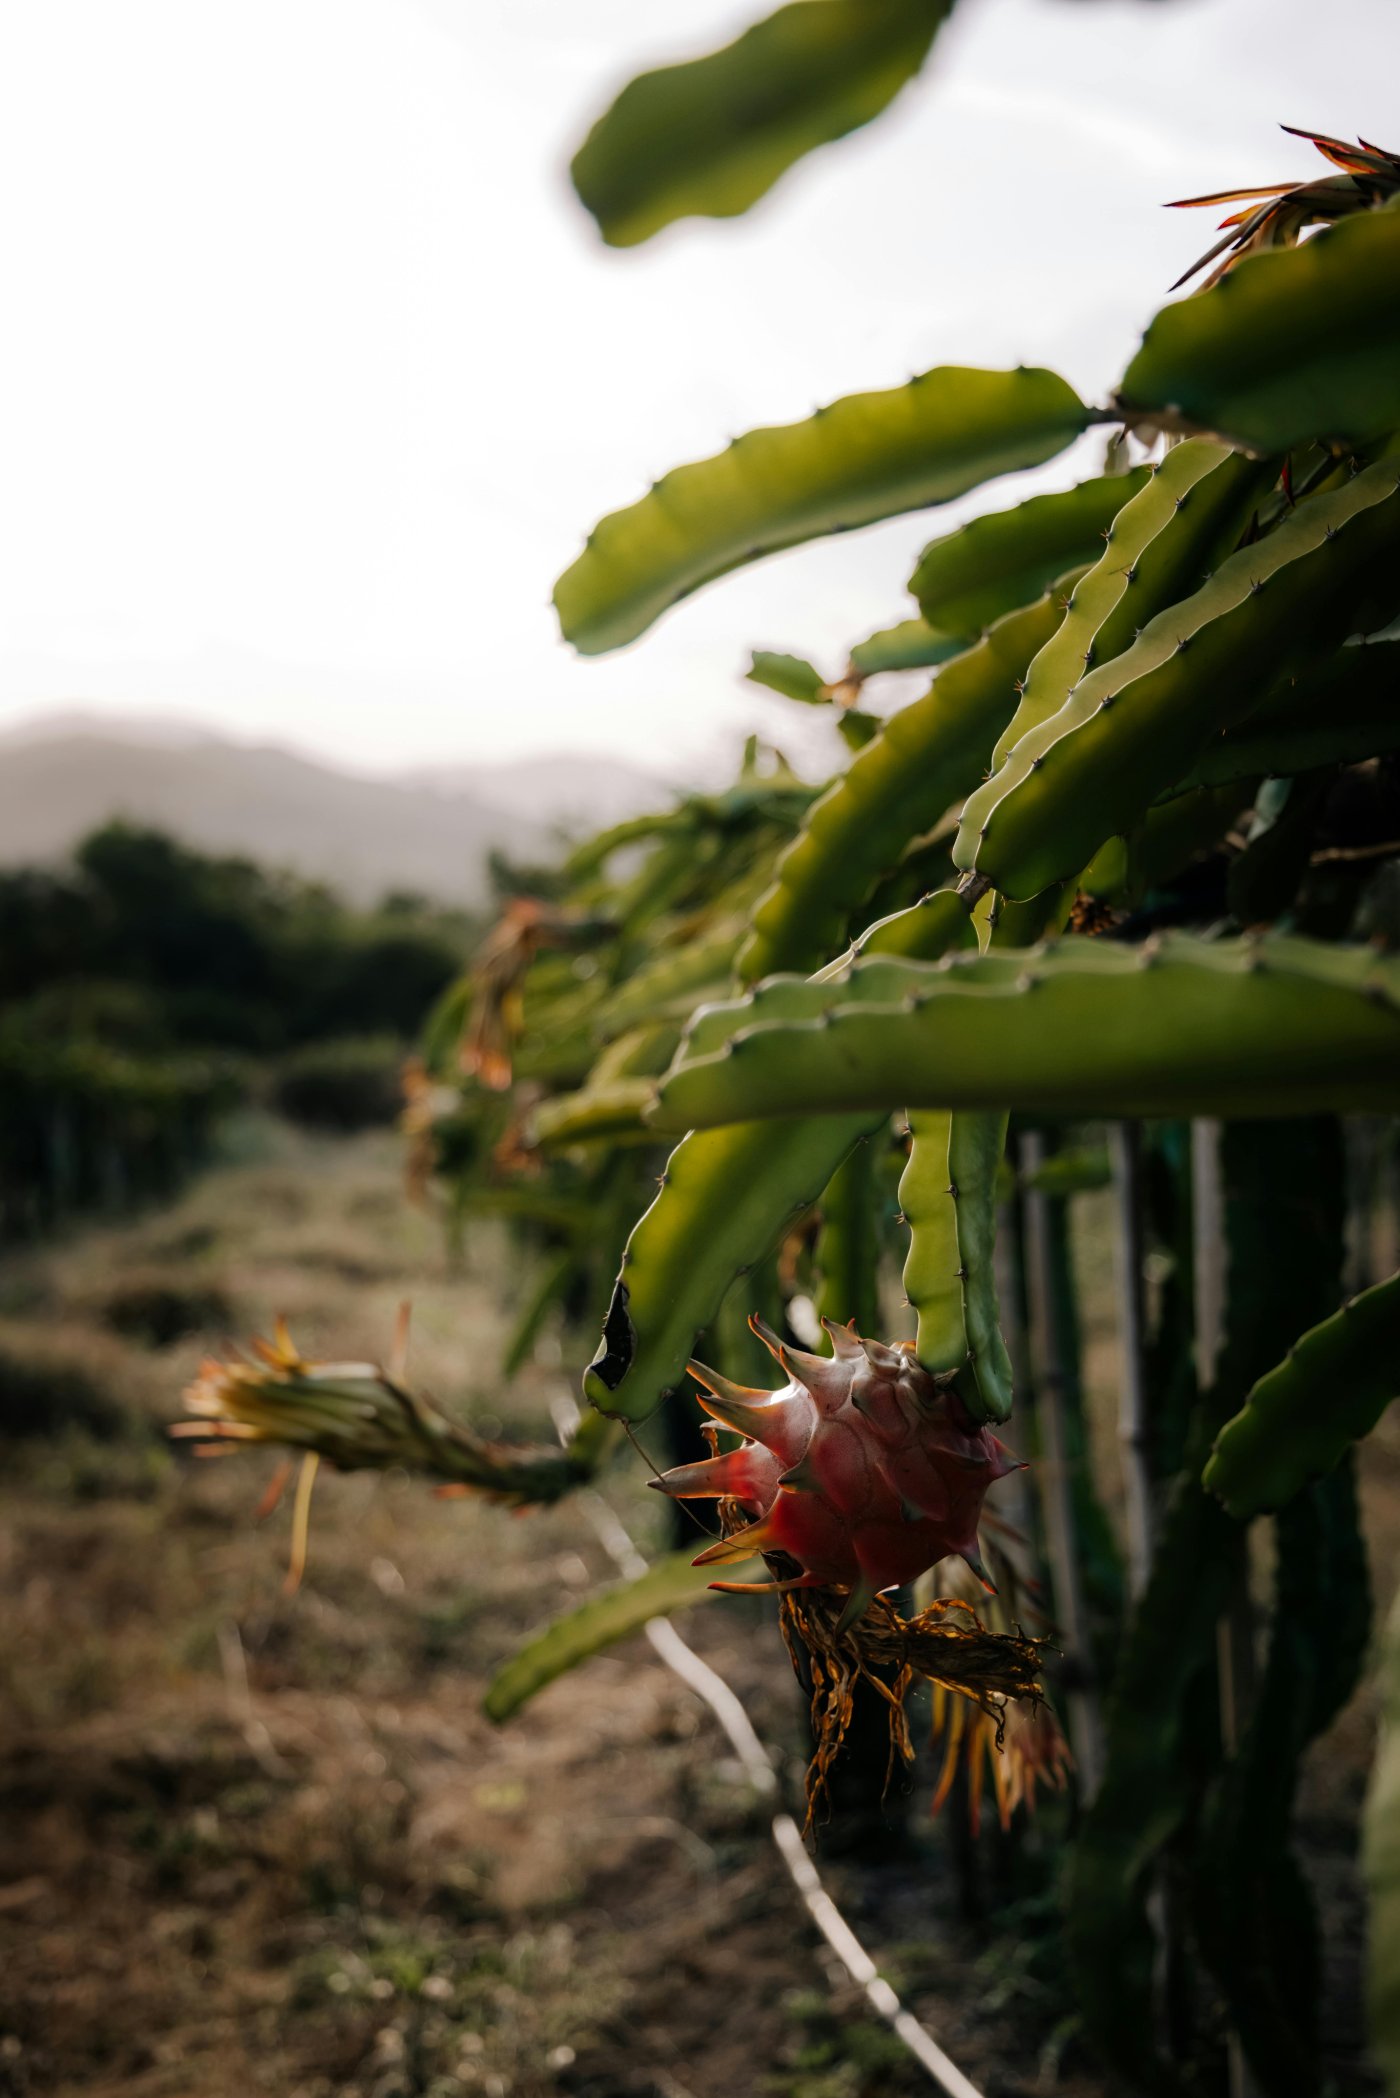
[649,1315,1023,1632]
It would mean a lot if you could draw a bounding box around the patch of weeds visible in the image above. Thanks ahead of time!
[423,1853,497,1927]
[415,1591,486,1666]
[97,1272,232,1347]
[52,1636,122,1723]
[212,1776,280,1822]
[769,1991,912,2098]
[290,1793,415,1917]
[967,1887,1067,2021]
[678,1751,773,1844]
[871,1939,944,1995]
[271,1038,404,1133]
[22,1425,171,1502]
[207,1108,294,1170]
[125,1802,237,1895]
[143,1220,219,1261]
[0,1345,126,1440]
[291,1922,486,2014]
[291,1919,620,2096]
[293,1923,454,2008]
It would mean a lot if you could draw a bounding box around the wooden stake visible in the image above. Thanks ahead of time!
[1111,1123,1155,1598]
[1020,1129,1104,1796]
[1192,1117,1258,2098]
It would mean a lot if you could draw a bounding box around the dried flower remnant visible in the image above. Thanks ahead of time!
[463,899,609,1091]
[777,1582,1050,1831]
[1168,126,1400,290]
[399,1055,462,1203]
[926,1542,1071,1833]
[176,1316,590,1505]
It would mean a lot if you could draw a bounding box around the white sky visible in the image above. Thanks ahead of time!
[0,0,1396,782]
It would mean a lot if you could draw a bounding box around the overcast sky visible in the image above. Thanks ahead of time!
[0,0,1395,783]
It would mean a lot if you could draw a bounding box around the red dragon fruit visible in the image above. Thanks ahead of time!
[651,1315,1022,1630]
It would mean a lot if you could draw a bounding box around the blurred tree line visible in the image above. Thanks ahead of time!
[0,821,476,1234]
[0,821,474,1052]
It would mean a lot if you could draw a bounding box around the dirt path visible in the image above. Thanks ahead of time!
[0,1118,1389,2096]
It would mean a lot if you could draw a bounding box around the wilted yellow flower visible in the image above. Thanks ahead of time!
[462,899,607,1092]
[930,1681,1072,1835]
[925,1534,1071,1833]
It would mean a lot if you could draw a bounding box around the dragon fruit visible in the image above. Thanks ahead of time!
[651,1315,1021,1630]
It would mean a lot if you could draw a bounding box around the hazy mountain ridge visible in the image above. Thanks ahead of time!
[0,721,668,903]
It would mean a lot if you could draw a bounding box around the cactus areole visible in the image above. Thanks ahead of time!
[652,1316,1021,1630]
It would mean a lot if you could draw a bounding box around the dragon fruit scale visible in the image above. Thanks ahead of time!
[650,1315,1022,1630]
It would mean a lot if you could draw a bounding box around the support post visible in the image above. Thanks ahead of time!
[1192,1117,1258,2098]
[1020,1129,1104,1797]
[1111,1122,1155,1598]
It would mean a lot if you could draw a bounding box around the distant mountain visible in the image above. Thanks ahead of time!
[415,752,671,833]
[0,719,668,904]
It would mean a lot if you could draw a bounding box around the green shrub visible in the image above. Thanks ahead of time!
[96,1271,233,1348]
[270,1036,406,1131]
[0,1340,125,1440]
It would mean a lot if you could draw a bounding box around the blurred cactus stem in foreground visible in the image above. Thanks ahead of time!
[175,1315,613,1507]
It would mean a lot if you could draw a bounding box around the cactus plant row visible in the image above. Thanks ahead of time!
[183,47,1400,2095]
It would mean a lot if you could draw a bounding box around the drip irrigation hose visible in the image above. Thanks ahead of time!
[581,1491,988,2098]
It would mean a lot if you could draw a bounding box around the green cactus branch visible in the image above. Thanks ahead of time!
[1204,1270,1400,1518]
[899,1109,963,1370]
[848,617,965,678]
[583,890,982,1425]
[908,467,1151,641]
[838,884,978,962]
[650,934,1400,1131]
[553,366,1088,655]
[530,1079,659,1149]
[956,437,1269,846]
[737,584,1068,981]
[570,0,955,248]
[599,927,745,1037]
[1117,201,1400,453]
[900,1107,1014,1420]
[1193,1460,1370,2096]
[1080,781,1250,906]
[745,624,964,711]
[483,1550,766,1722]
[747,650,830,704]
[956,455,1400,896]
[1177,639,1400,791]
[814,1137,882,1338]
[583,1112,876,1421]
